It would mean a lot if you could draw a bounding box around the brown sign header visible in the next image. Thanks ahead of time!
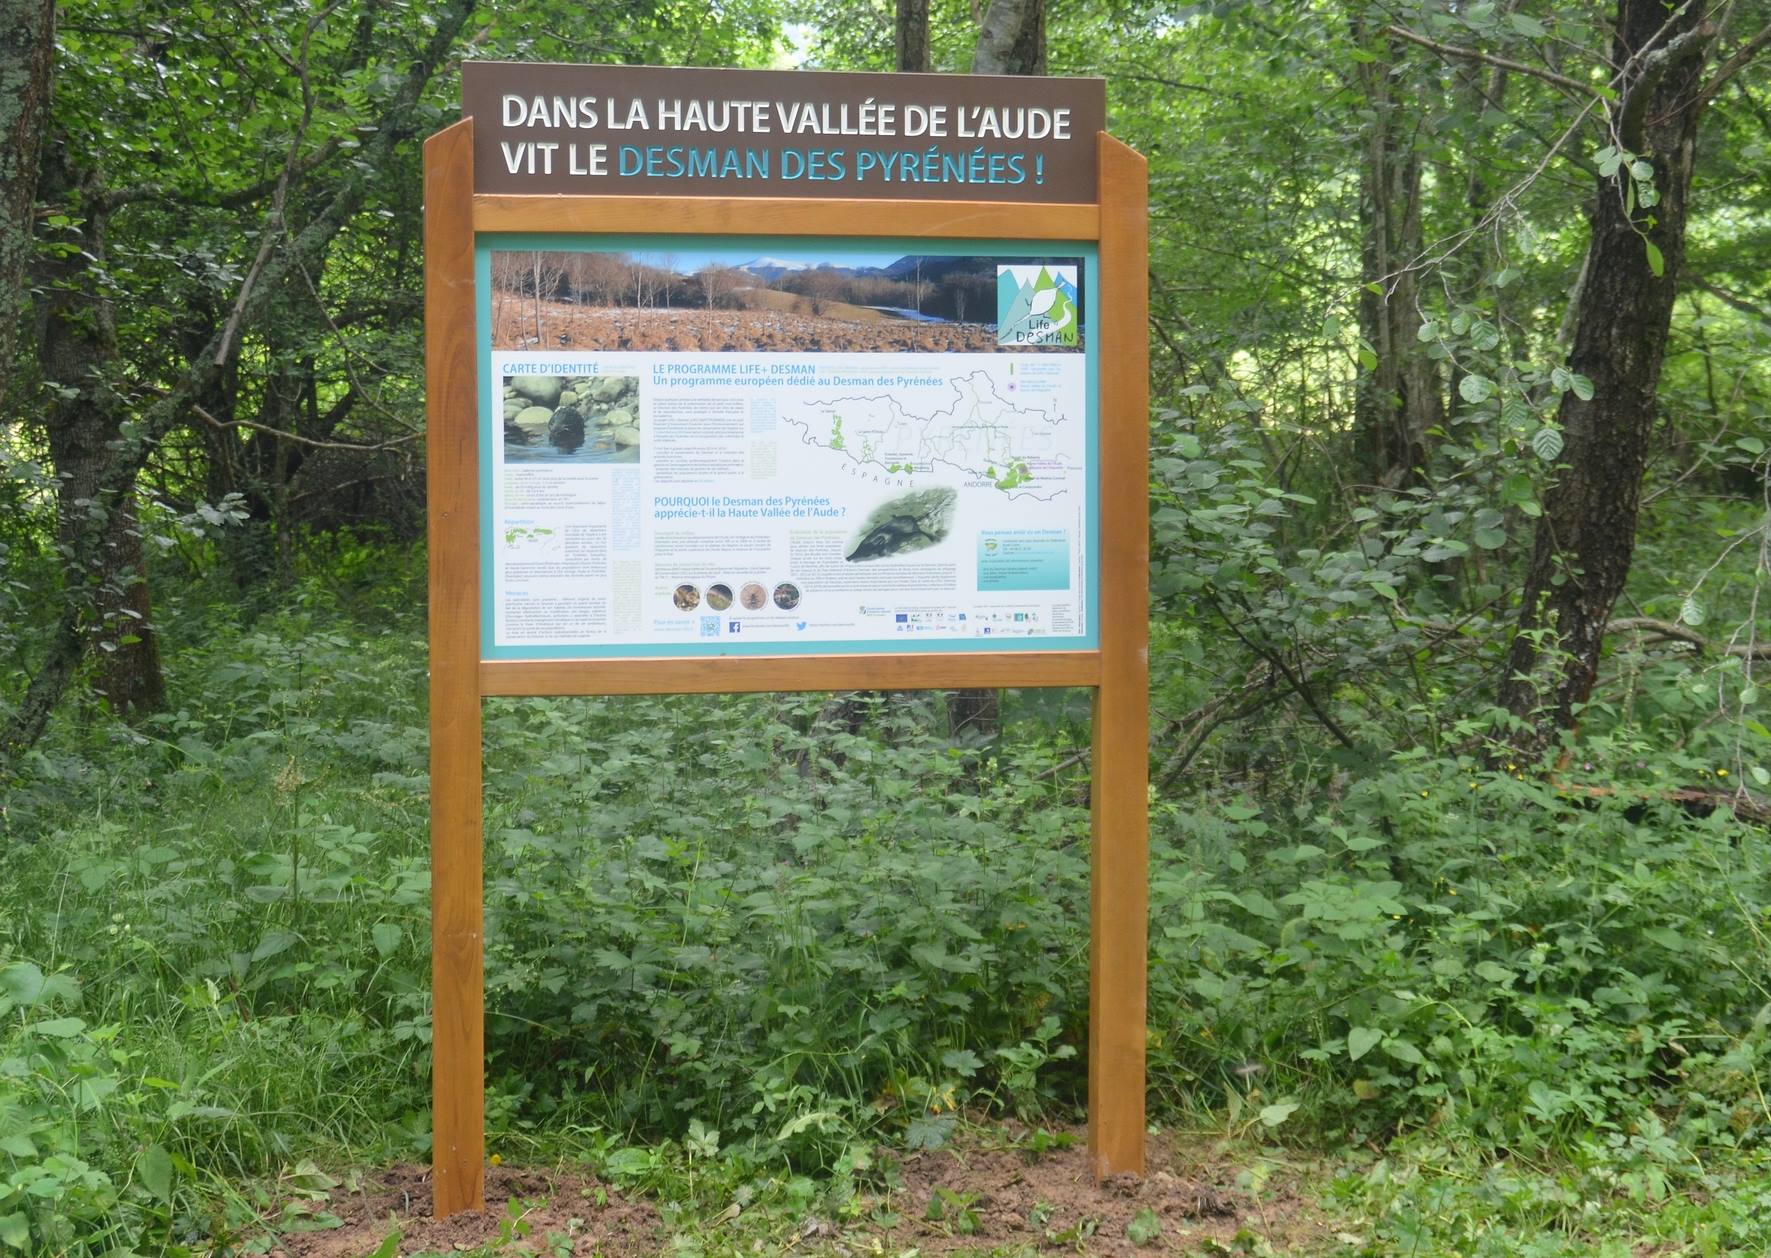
[460,62,1106,203]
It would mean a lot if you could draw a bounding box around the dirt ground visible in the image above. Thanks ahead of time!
[859,1130,1334,1256]
[270,1164,663,1257]
[268,1128,1336,1257]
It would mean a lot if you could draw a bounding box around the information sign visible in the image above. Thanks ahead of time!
[425,60,1147,1219]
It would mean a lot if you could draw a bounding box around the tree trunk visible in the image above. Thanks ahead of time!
[972,0,1043,75]
[1352,39,1442,488]
[34,147,168,719]
[0,0,476,771]
[0,0,54,405]
[1496,0,1719,754]
[954,0,1046,741]
[896,0,930,73]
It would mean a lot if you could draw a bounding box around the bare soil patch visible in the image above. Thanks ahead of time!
[263,1130,1334,1257]
[269,1163,662,1257]
[851,1129,1334,1255]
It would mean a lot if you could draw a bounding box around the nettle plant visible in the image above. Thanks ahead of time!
[0,961,172,1254]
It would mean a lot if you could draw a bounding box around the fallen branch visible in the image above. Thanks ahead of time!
[1605,616,1770,659]
[1560,781,1771,826]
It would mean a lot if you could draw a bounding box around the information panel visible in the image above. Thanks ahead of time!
[476,235,1099,658]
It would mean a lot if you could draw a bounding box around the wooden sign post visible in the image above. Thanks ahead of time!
[425,63,1146,1216]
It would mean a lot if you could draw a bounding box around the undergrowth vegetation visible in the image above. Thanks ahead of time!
[2,548,1769,1255]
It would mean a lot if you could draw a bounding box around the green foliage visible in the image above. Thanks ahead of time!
[476,686,1091,1160]
[1149,754,1771,1149]
[3,559,1768,1252]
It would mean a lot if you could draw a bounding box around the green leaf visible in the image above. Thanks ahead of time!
[1509,12,1546,36]
[285,1160,340,1193]
[1382,1037,1425,1066]
[1474,526,1507,550]
[1751,766,1770,787]
[940,1048,984,1077]
[1644,240,1665,277]
[139,1144,174,1202]
[1531,427,1564,461]
[1259,1100,1299,1127]
[776,1109,839,1141]
[1458,373,1496,404]
[372,923,402,957]
[1568,373,1594,401]
[30,1017,87,1038]
[1128,1207,1163,1246]
[1347,1027,1382,1061]
[251,929,301,964]
[905,1112,956,1150]
[0,1213,28,1250]
[0,963,47,1007]
[1680,595,1705,627]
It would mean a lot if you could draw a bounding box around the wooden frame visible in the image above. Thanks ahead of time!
[424,115,1148,1215]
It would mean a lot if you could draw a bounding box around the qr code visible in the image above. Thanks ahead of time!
[699,616,720,638]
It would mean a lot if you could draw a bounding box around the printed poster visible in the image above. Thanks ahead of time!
[477,236,1098,656]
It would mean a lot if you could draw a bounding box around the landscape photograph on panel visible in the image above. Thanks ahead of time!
[487,244,1085,354]
[477,237,1099,659]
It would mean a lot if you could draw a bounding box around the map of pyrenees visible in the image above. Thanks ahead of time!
[781,367,1082,501]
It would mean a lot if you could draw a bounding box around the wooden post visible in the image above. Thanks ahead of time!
[1088,133,1150,1180]
[425,117,486,1217]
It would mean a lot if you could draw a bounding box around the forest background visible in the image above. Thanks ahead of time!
[1,0,1770,1253]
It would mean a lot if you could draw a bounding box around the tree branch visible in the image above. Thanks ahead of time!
[1381,24,1602,98]
[188,403,415,453]
[1618,19,1717,149]
[1606,617,1771,659]
[1695,19,1771,108]
[1688,275,1771,323]
[96,137,343,212]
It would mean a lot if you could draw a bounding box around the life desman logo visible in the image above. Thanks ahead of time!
[996,264,1078,346]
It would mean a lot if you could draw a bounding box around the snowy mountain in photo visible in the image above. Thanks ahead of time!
[735,256,815,280]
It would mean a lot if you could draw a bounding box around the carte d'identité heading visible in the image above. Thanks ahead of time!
[461,62,1107,204]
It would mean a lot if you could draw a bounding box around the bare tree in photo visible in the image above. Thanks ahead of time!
[490,252,528,340]
[581,251,629,306]
[528,251,568,344]
[696,263,740,310]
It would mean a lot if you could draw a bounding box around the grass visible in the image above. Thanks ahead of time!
[3,562,1770,1254]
